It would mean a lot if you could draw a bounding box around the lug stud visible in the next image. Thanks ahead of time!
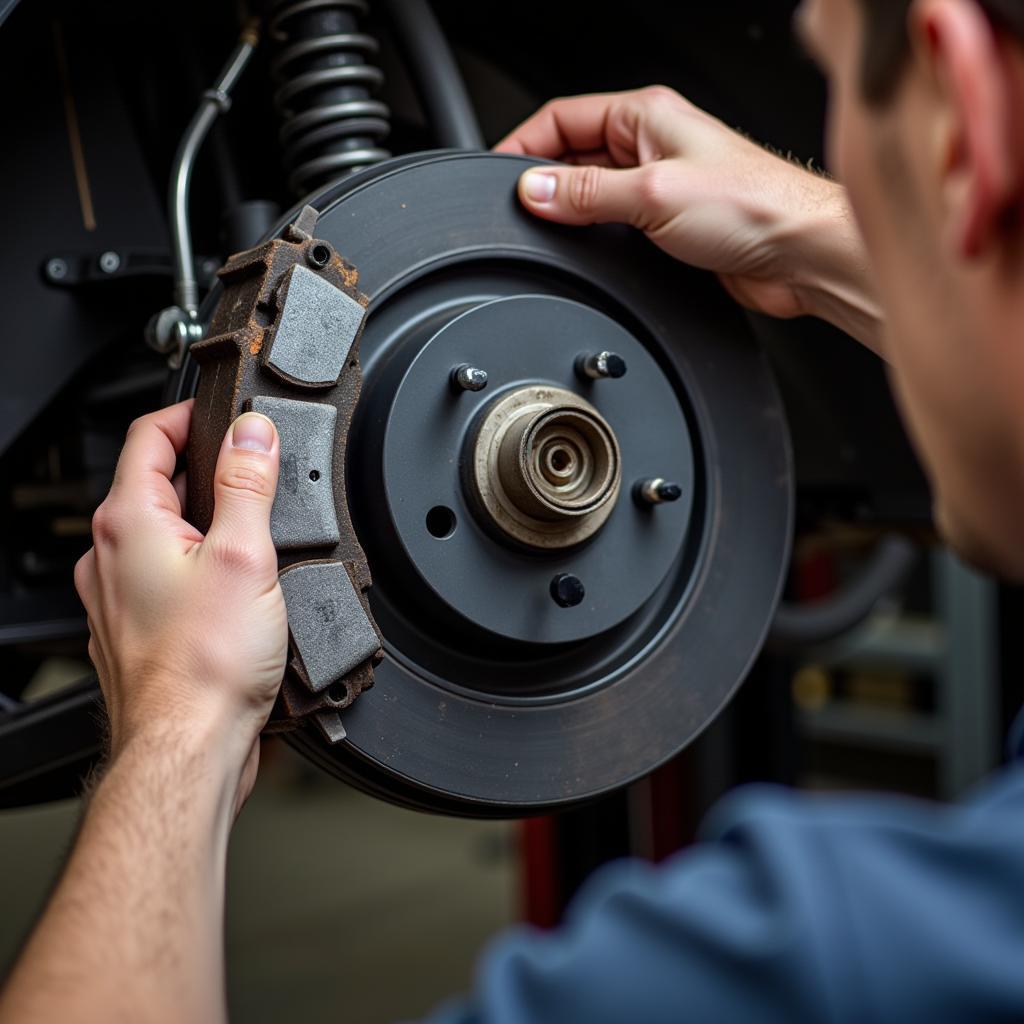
[550,573,586,608]
[451,364,489,393]
[576,351,627,380]
[635,478,683,506]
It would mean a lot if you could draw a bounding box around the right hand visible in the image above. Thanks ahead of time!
[496,86,860,325]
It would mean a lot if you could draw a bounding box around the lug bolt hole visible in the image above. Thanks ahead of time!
[550,573,586,608]
[426,505,457,539]
[309,469,321,482]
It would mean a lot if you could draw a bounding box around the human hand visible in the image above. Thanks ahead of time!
[497,87,881,346]
[74,400,288,807]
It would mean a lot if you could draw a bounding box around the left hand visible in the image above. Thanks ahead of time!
[74,400,288,808]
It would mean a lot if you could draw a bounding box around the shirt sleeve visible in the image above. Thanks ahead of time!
[420,773,1024,1024]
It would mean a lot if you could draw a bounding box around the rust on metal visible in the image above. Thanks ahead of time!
[187,206,380,733]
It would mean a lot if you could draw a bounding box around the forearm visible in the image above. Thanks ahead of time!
[785,180,887,356]
[0,720,241,1024]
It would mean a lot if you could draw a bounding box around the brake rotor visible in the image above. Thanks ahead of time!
[177,151,793,817]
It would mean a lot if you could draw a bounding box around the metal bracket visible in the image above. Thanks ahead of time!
[186,205,380,740]
[42,249,220,290]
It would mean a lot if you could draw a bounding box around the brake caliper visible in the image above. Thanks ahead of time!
[187,205,381,743]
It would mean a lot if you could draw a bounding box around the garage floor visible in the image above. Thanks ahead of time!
[0,740,516,1023]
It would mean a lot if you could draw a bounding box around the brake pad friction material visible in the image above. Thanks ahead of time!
[263,264,366,387]
[250,396,340,550]
[279,561,381,693]
[188,213,378,730]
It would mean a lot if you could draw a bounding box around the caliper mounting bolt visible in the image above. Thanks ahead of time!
[98,251,121,274]
[576,351,627,380]
[550,573,586,608]
[635,478,683,506]
[451,364,489,393]
[44,258,68,282]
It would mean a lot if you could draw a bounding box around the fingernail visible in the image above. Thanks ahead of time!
[232,413,275,453]
[522,171,557,203]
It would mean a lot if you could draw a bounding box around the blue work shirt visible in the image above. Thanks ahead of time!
[425,718,1024,1023]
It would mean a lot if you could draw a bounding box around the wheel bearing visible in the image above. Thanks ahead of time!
[471,385,622,550]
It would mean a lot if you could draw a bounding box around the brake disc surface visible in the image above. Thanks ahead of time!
[178,152,793,817]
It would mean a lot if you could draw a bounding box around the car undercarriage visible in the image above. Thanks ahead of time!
[0,0,936,817]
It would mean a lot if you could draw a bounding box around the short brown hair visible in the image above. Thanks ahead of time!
[859,0,1024,103]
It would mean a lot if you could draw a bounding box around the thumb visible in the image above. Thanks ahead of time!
[517,164,649,227]
[205,412,280,556]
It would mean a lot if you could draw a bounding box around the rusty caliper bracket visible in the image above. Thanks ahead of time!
[186,205,382,744]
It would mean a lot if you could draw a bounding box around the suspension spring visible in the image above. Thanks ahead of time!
[270,0,391,196]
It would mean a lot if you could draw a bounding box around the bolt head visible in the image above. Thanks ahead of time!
[599,352,627,379]
[550,573,586,608]
[45,258,67,281]
[577,351,628,380]
[98,251,121,274]
[635,478,683,506]
[453,365,488,392]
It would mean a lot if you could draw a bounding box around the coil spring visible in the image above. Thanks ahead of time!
[270,0,391,196]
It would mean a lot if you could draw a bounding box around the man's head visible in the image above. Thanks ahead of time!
[858,0,1024,102]
[798,0,1024,578]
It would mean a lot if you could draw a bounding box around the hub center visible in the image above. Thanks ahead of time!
[375,293,695,646]
[471,386,621,549]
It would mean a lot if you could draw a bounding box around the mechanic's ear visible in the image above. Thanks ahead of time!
[205,413,280,560]
[913,0,1018,259]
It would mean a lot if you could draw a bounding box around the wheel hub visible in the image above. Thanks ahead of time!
[373,293,694,647]
[472,383,621,550]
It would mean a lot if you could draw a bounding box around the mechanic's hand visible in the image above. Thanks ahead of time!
[496,86,873,331]
[74,400,288,805]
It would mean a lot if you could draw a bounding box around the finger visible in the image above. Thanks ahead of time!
[495,93,632,159]
[516,162,652,228]
[172,470,187,515]
[562,150,619,168]
[203,412,280,579]
[110,400,194,517]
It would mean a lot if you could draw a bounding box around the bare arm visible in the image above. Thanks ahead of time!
[0,402,287,1024]
[1,724,240,1023]
[496,87,885,355]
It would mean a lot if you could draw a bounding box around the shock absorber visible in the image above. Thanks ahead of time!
[270,0,391,197]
